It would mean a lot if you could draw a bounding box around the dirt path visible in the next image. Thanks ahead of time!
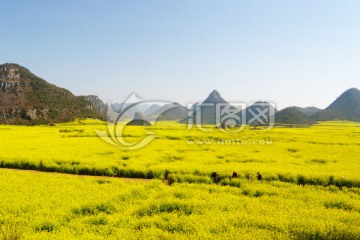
[0,168,153,183]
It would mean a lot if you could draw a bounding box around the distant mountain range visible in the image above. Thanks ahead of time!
[312,88,360,122]
[182,91,277,127]
[275,107,316,125]
[275,88,360,125]
[148,103,188,121]
[1,63,360,125]
[294,107,321,117]
[184,90,235,125]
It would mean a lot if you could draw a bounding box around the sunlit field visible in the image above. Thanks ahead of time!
[1,120,360,239]
[0,169,360,239]
[0,120,360,187]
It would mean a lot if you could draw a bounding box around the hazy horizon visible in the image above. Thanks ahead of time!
[1,0,359,110]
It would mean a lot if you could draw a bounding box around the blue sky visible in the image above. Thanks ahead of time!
[1,0,359,109]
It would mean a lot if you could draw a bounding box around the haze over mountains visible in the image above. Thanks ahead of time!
[1,63,359,125]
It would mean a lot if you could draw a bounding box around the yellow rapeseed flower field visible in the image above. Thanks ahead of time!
[0,120,359,239]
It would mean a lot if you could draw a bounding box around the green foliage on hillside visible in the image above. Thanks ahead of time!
[276,107,315,125]
[0,63,102,124]
[314,88,360,121]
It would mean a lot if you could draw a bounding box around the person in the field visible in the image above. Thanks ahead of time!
[257,172,263,180]
[232,170,238,179]
[211,170,218,184]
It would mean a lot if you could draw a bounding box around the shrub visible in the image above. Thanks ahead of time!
[324,201,354,211]
[172,174,212,184]
[137,202,194,217]
[297,175,306,186]
[36,222,56,232]
[167,174,175,186]
[73,203,116,216]
[90,216,108,225]
[96,179,111,185]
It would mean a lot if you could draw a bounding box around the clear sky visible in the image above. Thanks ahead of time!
[1,0,359,109]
